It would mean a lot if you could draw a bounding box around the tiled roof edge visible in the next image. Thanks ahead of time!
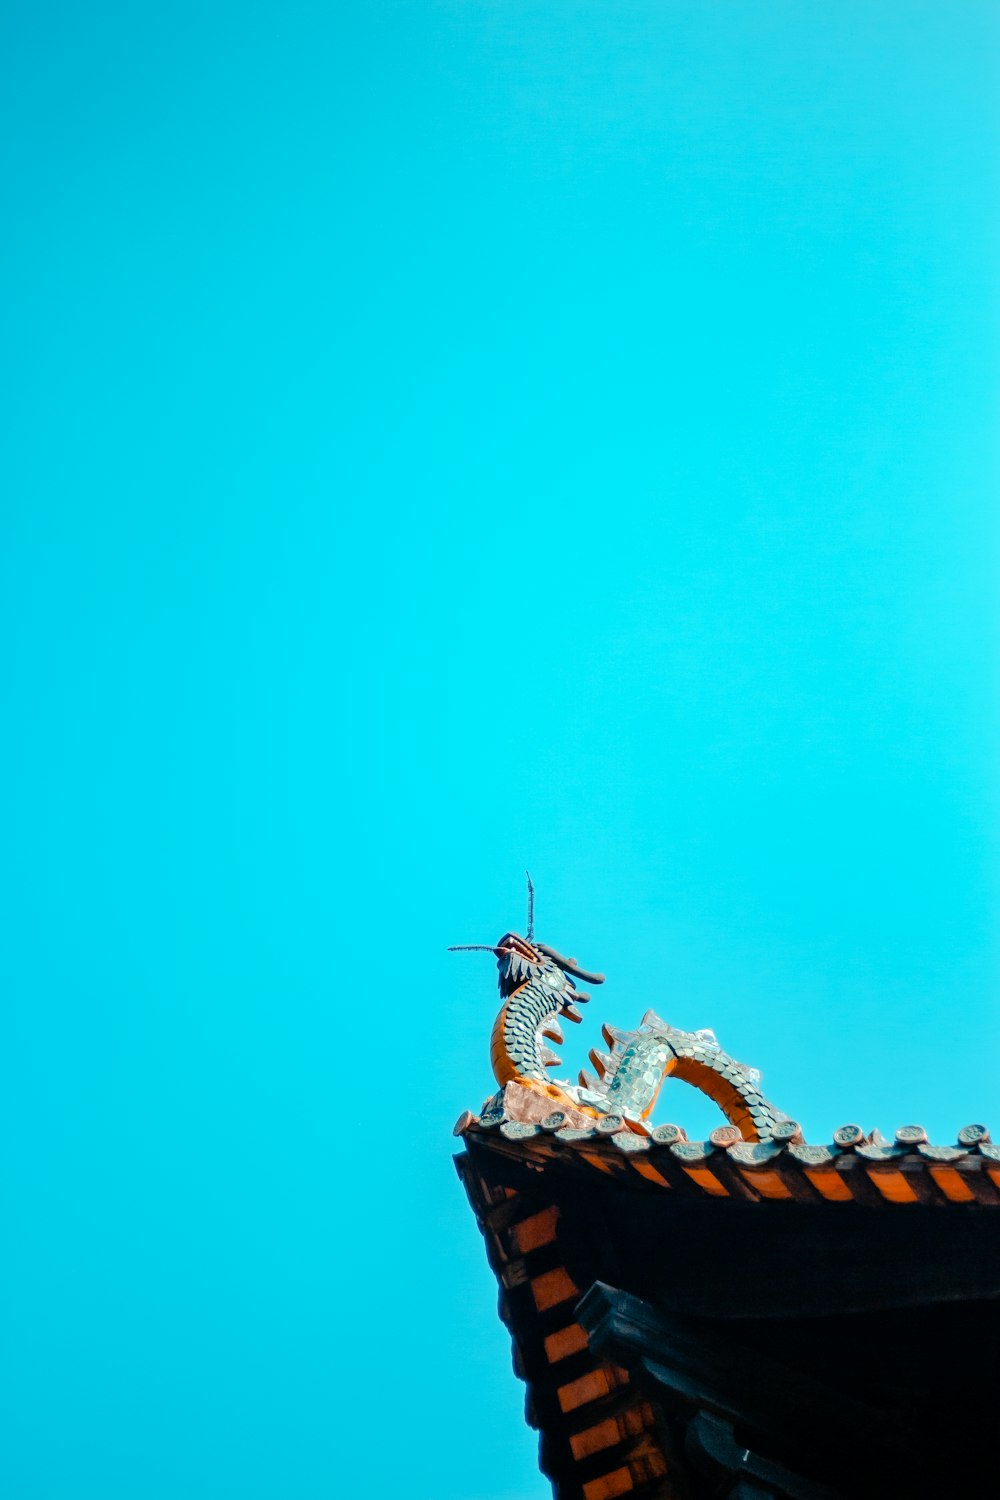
[455,1112,1000,1207]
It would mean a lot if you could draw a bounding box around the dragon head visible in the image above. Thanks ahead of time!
[451,925,605,1018]
[490,931,605,1001]
[449,879,606,1096]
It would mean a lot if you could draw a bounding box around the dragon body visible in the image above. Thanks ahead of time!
[471,923,785,1142]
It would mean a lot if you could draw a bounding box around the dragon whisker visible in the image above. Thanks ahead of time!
[448,944,521,957]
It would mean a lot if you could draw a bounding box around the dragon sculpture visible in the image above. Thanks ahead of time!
[452,881,786,1141]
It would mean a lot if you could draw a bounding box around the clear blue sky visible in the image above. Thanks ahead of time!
[2,4,999,1497]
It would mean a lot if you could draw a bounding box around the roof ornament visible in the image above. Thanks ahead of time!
[450,888,787,1141]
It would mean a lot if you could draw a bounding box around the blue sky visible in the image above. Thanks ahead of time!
[3,3,999,1497]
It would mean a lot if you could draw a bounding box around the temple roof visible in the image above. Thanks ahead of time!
[453,918,1000,1497]
[456,1113,1000,1500]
